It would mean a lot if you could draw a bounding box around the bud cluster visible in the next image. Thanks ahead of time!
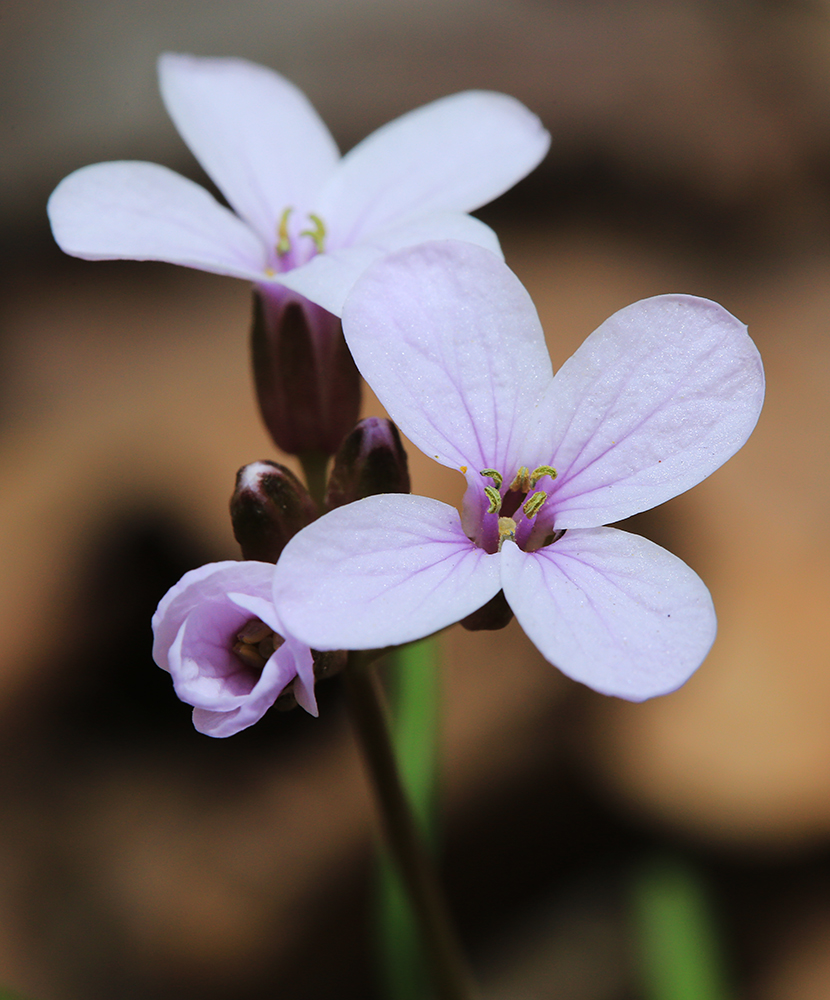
[229,416,411,708]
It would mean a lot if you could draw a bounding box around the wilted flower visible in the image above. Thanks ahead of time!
[152,560,316,736]
[272,241,765,701]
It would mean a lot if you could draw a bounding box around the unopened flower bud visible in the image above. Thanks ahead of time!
[251,287,361,457]
[324,417,411,510]
[230,460,317,562]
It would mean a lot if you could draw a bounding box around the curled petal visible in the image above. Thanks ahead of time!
[340,241,552,473]
[48,161,268,279]
[230,591,318,717]
[531,294,765,527]
[277,213,502,317]
[159,53,339,244]
[273,494,501,650]
[188,636,301,737]
[152,561,274,672]
[500,527,716,700]
[317,90,549,247]
[152,561,313,737]
[180,633,299,736]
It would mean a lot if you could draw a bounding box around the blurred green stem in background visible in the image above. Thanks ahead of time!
[631,856,733,1000]
[376,637,441,1000]
[344,645,475,1000]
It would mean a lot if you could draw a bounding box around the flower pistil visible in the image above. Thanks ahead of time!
[478,464,558,550]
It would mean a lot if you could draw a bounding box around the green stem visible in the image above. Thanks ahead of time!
[344,651,478,1000]
[377,638,441,1000]
[631,857,733,1000]
[298,450,329,507]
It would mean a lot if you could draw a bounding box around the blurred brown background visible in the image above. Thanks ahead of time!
[3,1,830,997]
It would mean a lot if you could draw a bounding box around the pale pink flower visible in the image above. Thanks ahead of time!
[272,242,765,701]
[47,53,550,318]
[152,560,316,737]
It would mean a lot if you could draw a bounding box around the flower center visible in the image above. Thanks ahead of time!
[263,208,328,276]
[231,617,284,672]
[477,464,561,552]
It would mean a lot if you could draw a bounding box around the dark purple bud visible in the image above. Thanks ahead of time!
[230,460,318,562]
[324,417,411,510]
[251,287,361,457]
[460,590,514,631]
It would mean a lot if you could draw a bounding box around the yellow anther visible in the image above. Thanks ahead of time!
[509,466,532,493]
[484,486,502,514]
[530,465,557,487]
[300,213,327,253]
[277,207,294,256]
[522,491,547,518]
[480,468,503,489]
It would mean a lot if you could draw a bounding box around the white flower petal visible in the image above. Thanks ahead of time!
[531,294,765,527]
[276,213,502,316]
[159,53,339,244]
[341,241,552,472]
[48,161,268,279]
[317,90,549,247]
[273,494,501,650]
[500,528,716,700]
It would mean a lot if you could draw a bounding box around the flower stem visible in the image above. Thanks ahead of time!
[631,856,733,1000]
[376,638,440,1000]
[344,651,478,1000]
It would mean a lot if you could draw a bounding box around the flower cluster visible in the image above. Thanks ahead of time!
[50,54,764,734]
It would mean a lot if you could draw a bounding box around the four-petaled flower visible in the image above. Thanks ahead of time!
[152,561,316,737]
[47,53,550,318]
[272,241,765,701]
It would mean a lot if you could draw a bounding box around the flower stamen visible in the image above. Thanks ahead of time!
[509,466,532,493]
[522,490,547,518]
[480,469,503,489]
[484,485,502,514]
[299,213,327,253]
[530,465,557,487]
[232,617,283,672]
[276,207,294,257]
